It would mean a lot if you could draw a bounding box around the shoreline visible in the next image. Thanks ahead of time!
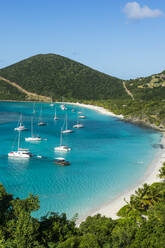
[1,100,164,223]
[63,101,124,119]
[63,102,164,224]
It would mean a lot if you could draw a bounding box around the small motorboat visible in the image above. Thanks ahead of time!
[54,157,70,166]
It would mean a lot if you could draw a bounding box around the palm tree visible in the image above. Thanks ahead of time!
[128,184,161,212]
[159,162,165,180]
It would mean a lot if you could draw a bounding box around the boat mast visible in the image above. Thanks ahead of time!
[54,107,56,118]
[18,130,20,150]
[20,113,22,126]
[65,113,68,130]
[39,105,42,122]
[60,129,63,146]
[31,117,33,136]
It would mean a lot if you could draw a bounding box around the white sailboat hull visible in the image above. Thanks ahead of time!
[61,129,73,134]
[73,124,84,128]
[54,146,71,152]
[25,137,42,141]
[38,122,47,126]
[14,125,28,131]
[8,151,31,158]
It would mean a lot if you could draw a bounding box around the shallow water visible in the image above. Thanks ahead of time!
[0,102,161,218]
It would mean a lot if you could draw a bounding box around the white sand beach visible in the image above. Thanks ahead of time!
[89,134,164,220]
[63,102,164,223]
[64,102,124,119]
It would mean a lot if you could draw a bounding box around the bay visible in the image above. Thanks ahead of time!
[0,102,161,218]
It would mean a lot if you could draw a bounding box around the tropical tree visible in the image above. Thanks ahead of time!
[159,162,165,180]
[79,214,115,247]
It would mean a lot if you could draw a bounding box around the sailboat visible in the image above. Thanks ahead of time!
[32,102,37,114]
[50,97,54,107]
[54,106,59,120]
[60,104,67,110]
[38,105,47,126]
[61,112,73,133]
[73,120,84,128]
[25,117,42,141]
[8,131,33,158]
[79,115,86,119]
[54,129,71,152]
[14,114,28,131]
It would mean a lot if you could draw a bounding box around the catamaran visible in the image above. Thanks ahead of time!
[25,117,42,142]
[61,112,73,133]
[14,114,28,131]
[8,131,33,158]
[54,130,71,152]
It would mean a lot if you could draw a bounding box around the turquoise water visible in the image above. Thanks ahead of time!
[0,102,162,218]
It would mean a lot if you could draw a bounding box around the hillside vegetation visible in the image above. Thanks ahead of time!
[0,53,165,130]
[0,79,26,100]
[0,54,128,101]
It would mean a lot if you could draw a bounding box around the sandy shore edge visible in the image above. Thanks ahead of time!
[63,102,124,119]
[63,102,164,224]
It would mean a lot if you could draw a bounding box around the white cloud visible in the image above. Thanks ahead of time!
[123,2,163,20]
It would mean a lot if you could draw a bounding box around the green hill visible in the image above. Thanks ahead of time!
[0,53,165,130]
[125,71,165,100]
[0,53,128,101]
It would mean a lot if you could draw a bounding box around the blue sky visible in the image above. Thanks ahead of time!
[0,0,165,79]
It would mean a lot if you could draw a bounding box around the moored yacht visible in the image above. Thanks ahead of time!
[14,114,28,131]
[25,136,42,142]
[79,115,86,119]
[61,112,73,133]
[8,131,33,158]
[60,104,67,110]
[38,105,47,126]
[8,149,33,158]
[55,145,71,152]
[54,130,71,152]
[73,122,84,128]
[50,97,54,107]
[25,117,42,142]
[54,107,59,120]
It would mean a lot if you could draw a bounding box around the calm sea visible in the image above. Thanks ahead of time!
[0,102,161,218]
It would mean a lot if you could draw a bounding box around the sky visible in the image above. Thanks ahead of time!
[0,0,165,79]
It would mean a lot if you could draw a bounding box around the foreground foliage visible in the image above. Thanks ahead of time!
[0,163,165,248]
